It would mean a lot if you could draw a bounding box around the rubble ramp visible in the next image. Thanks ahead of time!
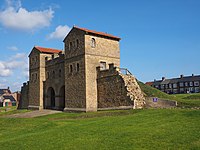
[118,69,145,109]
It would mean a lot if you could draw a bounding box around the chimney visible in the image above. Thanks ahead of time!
[192,74,194,77]
[162,77,165,81]
[7,86,10,90]
[180,74,184,78]
[154,79,156,82]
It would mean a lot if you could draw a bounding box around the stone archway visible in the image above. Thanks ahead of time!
[45,87,56,109]
[59,86,65,110]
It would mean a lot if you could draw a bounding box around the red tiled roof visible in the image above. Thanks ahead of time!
[145,82,153,86]
[35,46,62,54]
[74,26,121,40]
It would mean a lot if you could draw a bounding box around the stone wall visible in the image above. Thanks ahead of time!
[97,64,133,108]
[18,82,29,109]
[97,64,145,110]
[145,97,177,108]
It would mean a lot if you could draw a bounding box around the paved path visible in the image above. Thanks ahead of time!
[5,110,62,118]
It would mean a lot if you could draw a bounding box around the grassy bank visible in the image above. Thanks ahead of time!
[138,81,200,108]
[0,109,199,150]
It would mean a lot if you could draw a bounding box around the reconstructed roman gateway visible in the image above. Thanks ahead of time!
[19,26,145,112]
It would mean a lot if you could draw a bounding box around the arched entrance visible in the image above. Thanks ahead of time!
[46,87,55,109]
[59,86,65,110]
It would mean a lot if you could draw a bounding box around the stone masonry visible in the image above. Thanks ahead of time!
[19,26,145,112]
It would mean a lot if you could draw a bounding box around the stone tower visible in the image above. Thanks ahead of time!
[63,26,121,112]
[28,46,62,110]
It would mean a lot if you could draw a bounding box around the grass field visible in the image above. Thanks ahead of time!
[0,109,199,150]
[0,82,199,149]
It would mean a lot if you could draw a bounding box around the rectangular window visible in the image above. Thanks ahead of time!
[77,63,80,72]
[70,65,73,73]
[165,84,168,89]
[179,82,184,87]
[173,89,178,94]
[100,61,106,70]
[169,84,172,88]
[47,72,49,79]
[195,87,200,93]
[180,88,184,93]
[190,82,193,87]
[194,81,199,86]
[173,83,177,88]
[185,82,188,86]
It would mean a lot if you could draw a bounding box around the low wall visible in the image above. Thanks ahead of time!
[145,97,177,108]
[18,82,29,109]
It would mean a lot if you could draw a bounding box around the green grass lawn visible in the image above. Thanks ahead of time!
[0,109,199,150]
[138,82,200,108]
[0,106,29,116]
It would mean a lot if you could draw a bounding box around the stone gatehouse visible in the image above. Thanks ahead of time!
[19,26,145,112]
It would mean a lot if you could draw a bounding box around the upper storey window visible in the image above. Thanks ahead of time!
[76,39,79,48]
[69,42,73,50]
[91,38,96,48]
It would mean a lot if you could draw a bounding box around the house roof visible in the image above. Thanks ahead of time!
[64,26,121,42]
[73,26,121,41]
[1,95,16,102]
[151,75,200,86]
[145,82,153,86]
[0,89,11,95]
[34,46,62,54]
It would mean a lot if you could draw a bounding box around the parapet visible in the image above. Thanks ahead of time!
[96,63,118,79]
[45,53,65,66]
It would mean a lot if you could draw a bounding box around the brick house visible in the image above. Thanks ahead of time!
[146,74,200,94]
[0,87,17,107]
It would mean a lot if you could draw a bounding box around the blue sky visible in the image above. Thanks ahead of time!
[0,0,200,91]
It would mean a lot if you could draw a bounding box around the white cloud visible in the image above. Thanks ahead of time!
[7,46,18,51]
[47,25,71,40]
[0,61,12,77]
[11,53,26,59]
[6,61,25,69]
[0,0,54,31]
[0,53,28,77]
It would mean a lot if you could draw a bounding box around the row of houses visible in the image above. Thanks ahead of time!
[146,74,200,94]
[0,87,20,107]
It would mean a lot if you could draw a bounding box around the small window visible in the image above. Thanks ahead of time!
[52,71,55,78]
[35,73,38,80]
[59,69,62,77]
[194,81,199,86]
[69,42,73,50]
[76,39,79,48]
[77,63,80,72]
[32,74,34,81]
[179,82,184,87]
[173,83,177,88]
[70,65,73,73]
[91,38,96,48]
[47,72,49,79]
[100,61,106,70]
